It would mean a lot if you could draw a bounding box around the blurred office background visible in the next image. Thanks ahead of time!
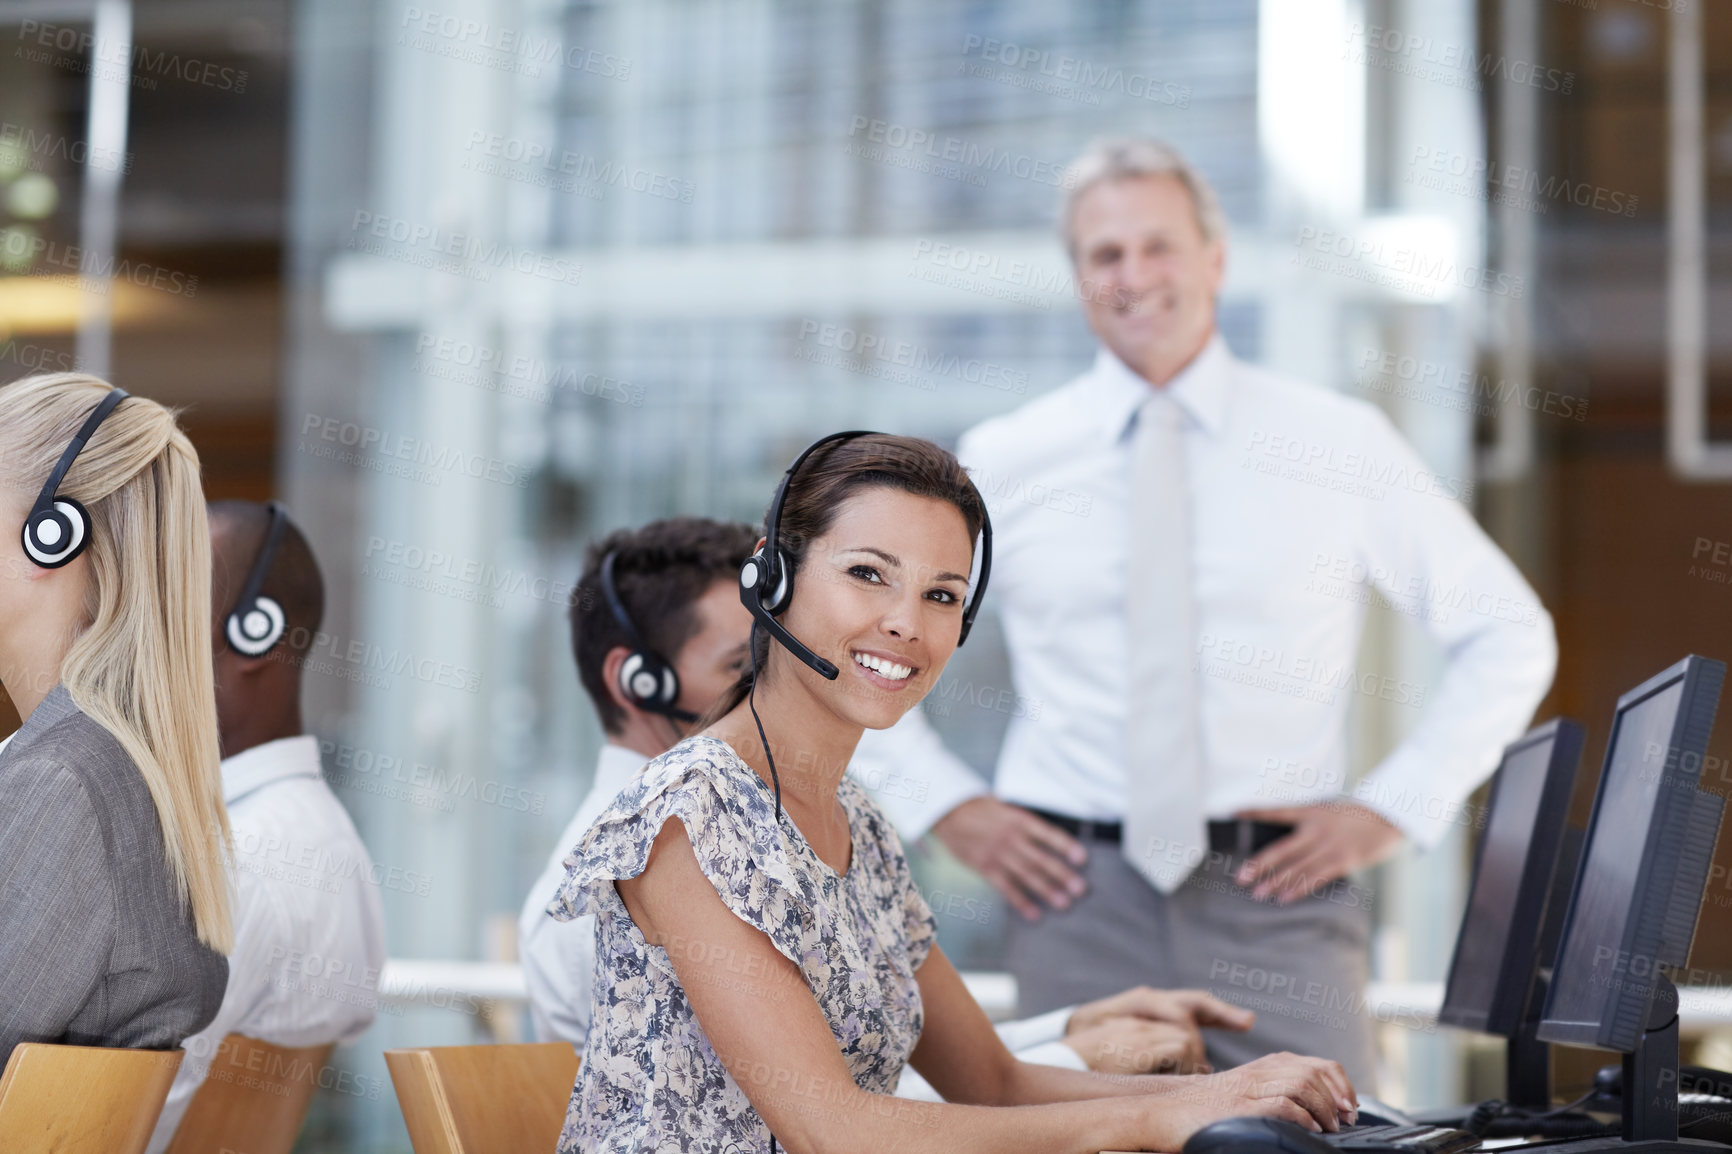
[1,0,1731,1147]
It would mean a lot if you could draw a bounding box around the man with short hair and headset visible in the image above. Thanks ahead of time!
[518,515,1255,1092]
[146,501,387,1153]
[852,138,1558,1083]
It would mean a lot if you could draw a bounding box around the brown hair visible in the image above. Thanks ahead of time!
[572,517,759,734]
[698,433,987,727]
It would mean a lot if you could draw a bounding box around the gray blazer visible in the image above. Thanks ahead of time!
[0,686,227,1066]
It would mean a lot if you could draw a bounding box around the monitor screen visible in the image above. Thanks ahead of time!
[1440,720,1583,1036]
[1539,655,1725,1052]
[1442,739,1563,1026]
[1543,682,1682,1032]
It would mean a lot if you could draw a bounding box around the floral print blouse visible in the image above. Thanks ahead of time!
[548,734,939,1153]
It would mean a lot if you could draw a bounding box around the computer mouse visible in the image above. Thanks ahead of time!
[1183,1116,1336,1154]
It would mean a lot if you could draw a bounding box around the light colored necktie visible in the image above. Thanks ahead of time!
[1122,389,1207,893]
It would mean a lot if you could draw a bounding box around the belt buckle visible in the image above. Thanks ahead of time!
[1234,821,1253,867]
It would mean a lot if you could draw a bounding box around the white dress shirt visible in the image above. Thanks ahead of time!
[859,336,1557,849]
[519,744,1086,1085]
[147,736,388,1154]
[519,743,647,1045]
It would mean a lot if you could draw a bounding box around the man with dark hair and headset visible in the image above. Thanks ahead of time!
[145,500,387,1154]
[517,515,1254,1094]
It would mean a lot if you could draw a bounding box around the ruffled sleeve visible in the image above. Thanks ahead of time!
[547,736,815,968]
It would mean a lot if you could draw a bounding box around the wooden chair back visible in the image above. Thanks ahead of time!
[164,1034,337,1154]
[384,1042,579,1154]
[0,1042,183,1154]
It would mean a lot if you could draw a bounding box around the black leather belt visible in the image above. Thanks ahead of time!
[1022,808,1294,858]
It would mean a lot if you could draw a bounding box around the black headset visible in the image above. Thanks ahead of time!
[20,387,130,570]
[224,501,291,658]
[600,550,698,724]
[737,429,993,680]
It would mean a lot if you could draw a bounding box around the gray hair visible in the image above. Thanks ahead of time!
[1060,137,1228,256]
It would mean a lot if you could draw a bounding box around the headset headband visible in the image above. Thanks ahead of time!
[232,502,290,625]
[31,387,129,516]
[600,551,654,657]
[762,430,876,580]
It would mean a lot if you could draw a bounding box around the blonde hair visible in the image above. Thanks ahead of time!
[0,374,232,953]
[1060,137,1229,257]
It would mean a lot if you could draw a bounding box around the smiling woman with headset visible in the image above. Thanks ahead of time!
[547,432,1357,1154]
[0,374,230,1064]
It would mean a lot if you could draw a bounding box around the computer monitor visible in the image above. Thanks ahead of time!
[1439,718,1586,1039]
[1538,655,1726,1054]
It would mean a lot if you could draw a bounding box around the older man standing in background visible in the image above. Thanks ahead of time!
[859,138,1557,1086]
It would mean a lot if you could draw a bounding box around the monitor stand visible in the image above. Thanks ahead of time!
[1620,974,1680,1143]
[1505,971,1554,1111]
[1533,975,1692,1154]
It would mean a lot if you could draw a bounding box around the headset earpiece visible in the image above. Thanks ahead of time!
[22,496,91,569]
[224,502,292,658]
[20,388,129,571]
[601,551,697,723]
[226,595,286,657]
[739,548,793,615]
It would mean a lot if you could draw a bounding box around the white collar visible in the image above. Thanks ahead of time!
[594,742,649,799]
[1090,332,1235,444]
[221,735,323,806]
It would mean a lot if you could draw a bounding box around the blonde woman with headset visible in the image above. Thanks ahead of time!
[0,374,231,1063]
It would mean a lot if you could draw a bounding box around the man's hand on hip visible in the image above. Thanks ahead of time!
[1230,803,1403,905]
[930,796,1087,921]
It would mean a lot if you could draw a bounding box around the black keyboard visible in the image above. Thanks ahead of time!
[1322,1123,1481,1154]
[1184,1116,1482,1154]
